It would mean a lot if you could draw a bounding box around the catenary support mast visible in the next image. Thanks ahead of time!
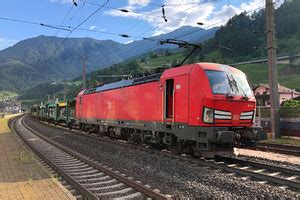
[266,0,280,138]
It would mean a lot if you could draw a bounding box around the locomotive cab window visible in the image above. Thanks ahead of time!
[165,79,174,119]
[205,70,253,97]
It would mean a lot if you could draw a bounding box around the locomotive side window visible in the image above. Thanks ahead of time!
[165,79,174,119]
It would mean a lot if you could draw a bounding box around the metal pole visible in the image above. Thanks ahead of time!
[82,58,86,90]
[266,0,280,138]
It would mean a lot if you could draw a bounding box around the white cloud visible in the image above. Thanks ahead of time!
[240,0,284,13]
[0,37,17,50]
[52,0,105,5]
[49,0,72,4]
[203,4,241,29]
[125,40,134,44]
[240,0,265,12]
[105,0,285,36]
[90,25,96,30]
[128,0,151,7]
[106,0,215,35]
[201,0,284,29]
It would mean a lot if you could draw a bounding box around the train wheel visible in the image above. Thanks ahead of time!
[168,143,181,155]
[128,131,142,144]
[68,124,72,130]
[167,135,181,155]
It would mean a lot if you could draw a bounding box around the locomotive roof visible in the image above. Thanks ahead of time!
[83,73,162,95]
[81,62,243,95]
[198,62,243,74]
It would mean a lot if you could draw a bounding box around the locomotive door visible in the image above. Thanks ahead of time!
[79,96,83,118]
[164,79,174,122]
[162,75,189,126]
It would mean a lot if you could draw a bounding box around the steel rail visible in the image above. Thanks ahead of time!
[15,115,169,200]
[11,116,98,200]
[256,143,300,156]
[29,115,300,190]
[217,156,300,176]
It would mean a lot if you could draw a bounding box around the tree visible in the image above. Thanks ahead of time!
[150,52,157,59]
[283,100,300,107]
[140,58,147,64]
[289,48,296,65]
[171,60,178,67]
[165,49,172,56]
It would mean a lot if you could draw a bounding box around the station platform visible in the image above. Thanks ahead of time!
[0,114,75,199]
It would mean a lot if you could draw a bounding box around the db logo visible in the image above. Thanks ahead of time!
[233,115,239,120]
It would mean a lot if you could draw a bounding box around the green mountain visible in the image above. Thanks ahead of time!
[202,0,300,62]
[0,26,217,92]
[15,0,300,103]
[86,0,300,89]
[0,37,126,91]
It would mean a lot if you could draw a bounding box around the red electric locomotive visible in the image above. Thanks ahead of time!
[75,62,258,157]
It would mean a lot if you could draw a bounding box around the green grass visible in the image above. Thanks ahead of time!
[139,52,300,89]
[279,75,300,89]
[0,114,16,134]
[236,63,300,88]
[69,80,82,86]
[260,137,300,147]
[139,52,184,69]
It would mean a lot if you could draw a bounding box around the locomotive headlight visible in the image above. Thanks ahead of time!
[203,107,214,123]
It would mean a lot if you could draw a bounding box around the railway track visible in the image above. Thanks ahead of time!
[215,156,300,190]
[252,143,300,157]
[28,115,300,191]
[11,115,169,200]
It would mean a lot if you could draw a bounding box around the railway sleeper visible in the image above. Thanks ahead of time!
[87,183,125,192]
[72,172,105,179]
[63,167,94,173]
[68,169,99,176]
[95,187,134,198]
[78,175,111,184]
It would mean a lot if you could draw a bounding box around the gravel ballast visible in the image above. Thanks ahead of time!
[24,116,300,199]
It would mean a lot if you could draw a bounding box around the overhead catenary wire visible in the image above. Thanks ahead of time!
[0,0,244,60]
[2,0,275,82]
[0,15,160,43]
[78,0,217,62]
[132,0,215,40]
[0,17,73,32]
[33,4,75,70]
[174,4,270,40]
[85,1,205,26]
[38,0,110,73]
[0,15,160,69]
[142,0,219,7]
[68,0,86,25]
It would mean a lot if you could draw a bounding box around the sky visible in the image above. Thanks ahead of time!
[0,0,284,50]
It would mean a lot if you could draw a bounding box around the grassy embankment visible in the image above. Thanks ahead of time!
[138,52,300,88]
[0,114,20,134]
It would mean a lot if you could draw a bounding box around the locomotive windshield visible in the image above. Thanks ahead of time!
[205,70,253,97]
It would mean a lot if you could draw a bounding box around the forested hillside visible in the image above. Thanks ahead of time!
[18,0,300,102]
[0,26,217,92]
[201,0,300,63]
